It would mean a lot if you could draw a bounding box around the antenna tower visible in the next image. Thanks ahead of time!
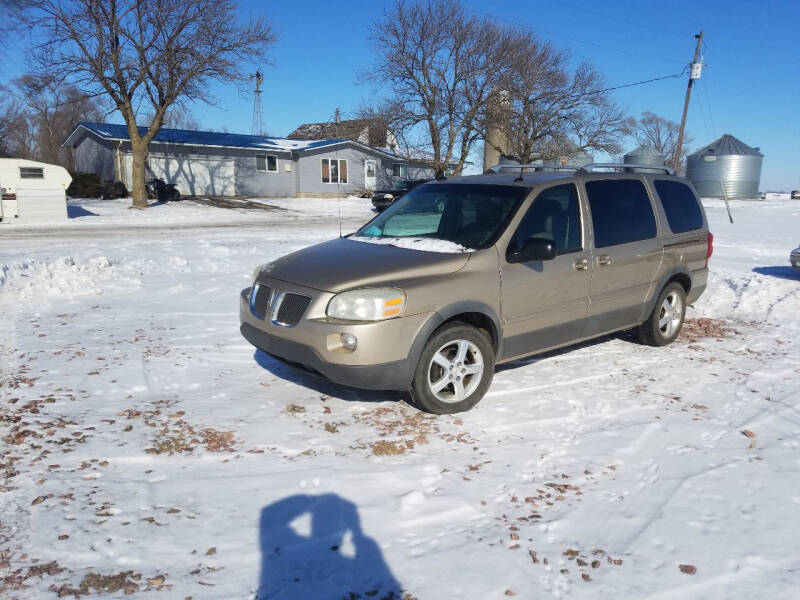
[251,70,265,135]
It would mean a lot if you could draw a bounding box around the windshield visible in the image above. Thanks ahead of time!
[391,180,410,190]
[356,183,527,250]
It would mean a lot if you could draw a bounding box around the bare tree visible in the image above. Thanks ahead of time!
[14,74,105,169]
[363,0,517,178]
[634,111,692,169]
[0,89,21,157]
[143,105,201,131]
[19,0,275,208]
[0,87,37,159]
[498,33,633,164]
[0,1,23,60]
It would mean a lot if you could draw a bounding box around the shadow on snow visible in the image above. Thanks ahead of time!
[66,204,99,218]
[752,266,799,281]
[257,493,405,600]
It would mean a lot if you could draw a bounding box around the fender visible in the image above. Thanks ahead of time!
[401,301,503,389]
[638,265,693,323]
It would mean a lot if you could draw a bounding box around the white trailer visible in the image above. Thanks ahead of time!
[0,159,71,223]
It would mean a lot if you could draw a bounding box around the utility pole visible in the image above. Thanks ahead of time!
[673,31,704,173]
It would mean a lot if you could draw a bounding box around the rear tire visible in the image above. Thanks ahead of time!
[637,282,686,346]
[409,323,494,414]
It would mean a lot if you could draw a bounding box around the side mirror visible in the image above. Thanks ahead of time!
[507,237,556,263]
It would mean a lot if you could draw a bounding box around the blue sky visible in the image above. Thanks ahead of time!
[8,0,800,189]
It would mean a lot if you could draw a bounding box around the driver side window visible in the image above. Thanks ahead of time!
[511,184,582,255]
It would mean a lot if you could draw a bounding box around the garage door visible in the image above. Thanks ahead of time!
[146,157,235,197]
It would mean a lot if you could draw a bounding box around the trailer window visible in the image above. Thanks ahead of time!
[20,167,44,179]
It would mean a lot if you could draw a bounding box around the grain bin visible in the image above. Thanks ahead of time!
[624,146,666,173]
[686,134,763,199]
[545,150,594,168]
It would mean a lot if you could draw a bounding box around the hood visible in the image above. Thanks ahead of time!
[259,237,470,293]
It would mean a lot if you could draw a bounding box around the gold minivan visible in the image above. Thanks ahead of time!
[241,167,711,414]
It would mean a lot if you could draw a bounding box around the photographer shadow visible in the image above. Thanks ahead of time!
[257,493,405,600]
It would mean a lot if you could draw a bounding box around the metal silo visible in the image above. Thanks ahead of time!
[624,145,666,173]
[686,134,763,199]
[544,150,593,169]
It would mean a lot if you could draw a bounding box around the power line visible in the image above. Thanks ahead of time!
[700,76,717,139]
[581,68,688,98]
[699,41,717,138]
[466,7,686,66]
[694,79,713,142]
[552,0,687,38]
[553,67,688,102]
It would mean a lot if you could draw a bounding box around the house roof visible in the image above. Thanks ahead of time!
[64,122,348,152]
[690,134,763,158]
[64,122,433,164]
[287,118,389,146]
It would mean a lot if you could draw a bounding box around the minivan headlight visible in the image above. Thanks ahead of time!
[327,288,406,321]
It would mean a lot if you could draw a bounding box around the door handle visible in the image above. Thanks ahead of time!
[597,255,612,266]
[573,257,589,271]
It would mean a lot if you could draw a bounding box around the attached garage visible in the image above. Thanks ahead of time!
[0,159,70,223]
[122,155,236,197]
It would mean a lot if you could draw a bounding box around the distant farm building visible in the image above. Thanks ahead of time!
[287,117,398,150]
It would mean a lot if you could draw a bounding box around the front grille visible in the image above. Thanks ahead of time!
[250,284,272,319]
[275,293,311,326]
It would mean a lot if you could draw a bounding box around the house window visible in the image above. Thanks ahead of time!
[256,154,278,172]
[321,158,348,184]
[20,167,44,179]
[392,163,408,178]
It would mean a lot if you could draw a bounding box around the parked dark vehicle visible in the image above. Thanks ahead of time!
[101,180,128,199]
[146,178,181,202]
[791,190,800,200]
[371,179,430,211]
[66,172,102,198]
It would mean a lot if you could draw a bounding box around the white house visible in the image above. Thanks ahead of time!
[64,122,436,198]
[0,159,71,223]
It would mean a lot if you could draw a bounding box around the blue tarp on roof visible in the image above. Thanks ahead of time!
[73,122,346,152]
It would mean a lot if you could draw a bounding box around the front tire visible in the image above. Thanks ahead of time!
[409,323,495,414]
[637,282,687,346]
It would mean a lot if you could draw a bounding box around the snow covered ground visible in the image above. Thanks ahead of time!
[1,196,799,599]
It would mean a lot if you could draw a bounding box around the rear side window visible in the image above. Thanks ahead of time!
[585,179,657,248]
[653,180,703,233]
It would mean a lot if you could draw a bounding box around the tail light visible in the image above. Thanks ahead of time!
[706,232,714,266]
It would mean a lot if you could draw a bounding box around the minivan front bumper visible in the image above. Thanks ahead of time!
[239,284,429,390]
[240,322,413,389]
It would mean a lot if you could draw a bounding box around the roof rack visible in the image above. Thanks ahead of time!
[487,163,580,174]
[578,163,674,175]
